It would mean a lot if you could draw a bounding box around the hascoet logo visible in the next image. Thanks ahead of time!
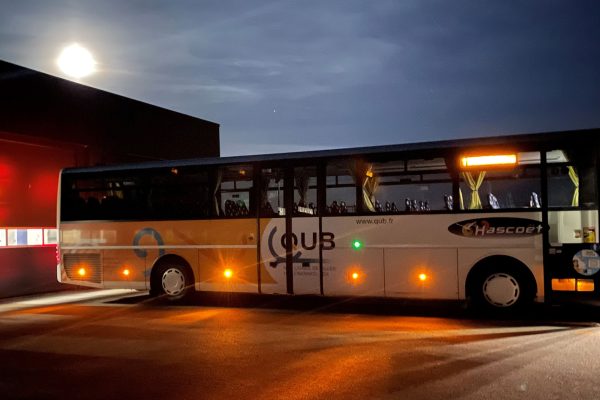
[448,218,544,238]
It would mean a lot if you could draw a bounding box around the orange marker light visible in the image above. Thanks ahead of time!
[224,269,233,279]
[352,272,359,280]
[418,273,427,282]
[461,154,517,168]
[77,267,86,277]
[122,269,130,277]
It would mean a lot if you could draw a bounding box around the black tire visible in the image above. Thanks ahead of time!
[152,262,194,302]
[469,264,534,312]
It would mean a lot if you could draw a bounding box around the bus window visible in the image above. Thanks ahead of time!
[360,158,451,213]
[148,168,212,219]
[215,165,253,218]
[326,160,357,215]
[261,168,284,217]
[294,166,318,216]
[459,152,541,210]
[62,174,149,221]
[547,150,597,208]
[548,165,580,208]
[62,167,214,221]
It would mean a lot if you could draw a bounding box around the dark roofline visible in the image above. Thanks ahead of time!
[63,127,600,174]
[0,59,219,128]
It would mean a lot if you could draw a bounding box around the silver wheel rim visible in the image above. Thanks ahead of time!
[161,267,186,296]
[482,273,520,307]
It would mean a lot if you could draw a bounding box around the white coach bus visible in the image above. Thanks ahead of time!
[57,129,600,310]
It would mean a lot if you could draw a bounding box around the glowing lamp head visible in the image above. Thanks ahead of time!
[351,272,359,280]
[418,273,427,282]
[352,240,363,250]
[122,269,130,277]
[224,269,233,279]
[460,154,517,169]
[77,267,86,277]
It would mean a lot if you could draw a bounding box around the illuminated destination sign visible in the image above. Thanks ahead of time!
[448,218,544,238]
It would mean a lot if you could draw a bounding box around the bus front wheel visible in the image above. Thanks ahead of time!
[152,262,193,301]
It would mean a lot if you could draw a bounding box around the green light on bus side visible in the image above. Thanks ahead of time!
[352,240,363,250]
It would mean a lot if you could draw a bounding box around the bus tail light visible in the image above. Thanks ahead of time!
[577,279,594,292]
[551,279,595,292]
[552,279,575,291]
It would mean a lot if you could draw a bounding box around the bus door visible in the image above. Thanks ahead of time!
[287,166,321,295]
[258,167,288,295]
[258,166,321,295]
[544,150,600,298]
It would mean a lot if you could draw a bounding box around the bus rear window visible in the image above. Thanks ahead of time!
[61,168,213,221]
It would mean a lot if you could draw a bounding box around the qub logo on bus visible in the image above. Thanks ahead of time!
[266,226,335,269]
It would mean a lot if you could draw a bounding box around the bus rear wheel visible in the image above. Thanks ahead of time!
[469,264,534,312]
[152,262,193,301]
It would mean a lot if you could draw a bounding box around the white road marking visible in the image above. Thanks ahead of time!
[0,290,137,313]
[0,334,172,360]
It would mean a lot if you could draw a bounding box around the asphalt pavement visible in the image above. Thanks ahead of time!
[1,290,600,400]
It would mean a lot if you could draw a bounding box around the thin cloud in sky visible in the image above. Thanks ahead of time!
[1,0,599,155]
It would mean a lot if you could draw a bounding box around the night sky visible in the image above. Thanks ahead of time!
[1,0,599,156]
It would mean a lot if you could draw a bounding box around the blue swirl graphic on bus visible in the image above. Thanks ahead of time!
[133,228,165,258]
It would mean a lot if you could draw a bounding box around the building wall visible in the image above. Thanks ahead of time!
[0,134,85,296]
[0,60,220,164]
[0,60,220,298]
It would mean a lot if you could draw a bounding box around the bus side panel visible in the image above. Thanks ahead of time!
[384,248,458,299]
[259,218,288,295]
[60,219,260,293]
[322,247,385,296]
[131,219,258,294]
[321,213,542,300]
[321,216,385,296]
[187,219,258,294]
[58,248,104,289]
[102,249,146,290]
[457,248,544,301]
[291,217,321,295]
[196,248,258,293]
